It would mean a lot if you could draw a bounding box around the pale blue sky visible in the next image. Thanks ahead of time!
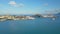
[0,0,60,15]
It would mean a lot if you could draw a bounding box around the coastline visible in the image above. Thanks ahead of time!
[0,14,57,21]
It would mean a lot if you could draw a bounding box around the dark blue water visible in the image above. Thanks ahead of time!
[0,17,60,34]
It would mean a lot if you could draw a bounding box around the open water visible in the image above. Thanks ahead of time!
[0,16,60,34]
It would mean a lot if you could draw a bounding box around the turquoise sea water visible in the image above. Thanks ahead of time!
[0,17,60,34]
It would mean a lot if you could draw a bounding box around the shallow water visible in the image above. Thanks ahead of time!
[0,17,60,34]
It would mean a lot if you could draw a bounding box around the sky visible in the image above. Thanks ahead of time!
[0,0,60,15]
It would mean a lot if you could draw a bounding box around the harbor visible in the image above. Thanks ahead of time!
[0,14,57,21]
[0,15,35,21]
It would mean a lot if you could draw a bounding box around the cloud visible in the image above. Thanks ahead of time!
[44,9,60,14]
[14,3,24,7]
[44,3,48,6]
[8,1,24,7]
[54,9,60,13]
[8,1,16,6]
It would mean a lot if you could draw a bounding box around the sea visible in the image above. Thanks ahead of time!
[0,15,60,34]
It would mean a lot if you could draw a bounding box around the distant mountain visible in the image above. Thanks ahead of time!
[31,14,43,18]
